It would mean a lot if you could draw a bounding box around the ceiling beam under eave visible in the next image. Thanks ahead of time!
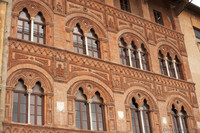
[173,0,191,16]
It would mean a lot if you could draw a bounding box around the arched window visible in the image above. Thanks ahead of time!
[180,107,189,133]
[34,13,45,44]
[175,56,184,80]
[130,98,152,133]
[119,38,129,66]
[167,54,176,78]
[75,88,89,130]
[17,9,30,41]
[171,105,180,133]
[75,90,106,131]
[73,24,85,54]
[130,98,141,133]
[12,79,27,123]
[141,44,149,71]
[91,92,105,131]
[87,29,101,58]
[142,99,152,133]
[158,51,167,75]
[30,82,44,125]
[130,42,140,68]
[120,0,131,12]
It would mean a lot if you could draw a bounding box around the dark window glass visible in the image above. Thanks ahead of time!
[30,82,44,125]
[141,44,149,71]
[171,105,180,133]
[73,25,85,54]
[87,29,101,58]
[119,38,129,66]
[17,9,30,41]
[91,92,105,131]
[175,56,184,80]
[75,89,89,130]
[34,13,45,44]
[12,79,27,123]
[120,0,131,12]
[194,27,200,42]
[158,51,168,75]
[130,42,140,68]
[167,54,176,78]
[153,10,164,25]
[142,100,152,133]
[130,98,141,133]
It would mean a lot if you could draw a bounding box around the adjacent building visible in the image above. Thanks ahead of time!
[1,0,200,133]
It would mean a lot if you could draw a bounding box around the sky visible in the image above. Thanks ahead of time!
[192,0,200,7]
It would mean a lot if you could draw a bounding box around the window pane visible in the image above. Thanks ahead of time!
[24,22,30,33]
[13,93,18,102]
[92,122,97,130]
[37,96,42,105]
[17,33,22,39]
[82,121,88,130]
[82,112,87,121]
[20,94,26,104]
[39,38,44,44]
[20,114,26,123]
[37,116,42,125]
[13,103,18,113]
[20,104,26,114]
[99,122,103,131]
[37,106,42,115]
[76,111,80,119]
[30,105,35,115]
[12,113,18,122]
[92,113,97,121]
[30,95,35,104]
[75,102,80,111]
[81,102,86,111]
[24,34,29,41]
[30,115,35,124]
[76,120,81,129]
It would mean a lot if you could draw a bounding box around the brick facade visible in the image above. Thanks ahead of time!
[2,0,200,133]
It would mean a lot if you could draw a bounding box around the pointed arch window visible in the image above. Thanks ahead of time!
[119,38,129,65]
[12,79,27,123]
[75,88,89,130]
[158,51,167,75]
[17,9,31,41]
[72,25,101,58]
[33,13,45,44]
[120,0,131,12]
[91,92,105,131]
[142,100,152,133]
[130,98,152,133]
[73,24,85,54]
[87,29,101,58]
[75,90,106,131]
[180,107,189,133]
[141,44,149,71]
[30,82,44,125]
[175,56,184,80]
[130,42,140,68]
[171,105,180,133]
[130,98,141,133]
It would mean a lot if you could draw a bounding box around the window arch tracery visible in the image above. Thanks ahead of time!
[118,36,150,71]
[158,46,184,80]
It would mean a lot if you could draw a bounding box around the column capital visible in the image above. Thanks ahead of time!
[172,60,176,63]
[164,57,168,60]
[30,17,35,20]
[178,113,183,117]
[27,89,32,94]
[87,99,93,104]
[138,107,143,111]
[137,48,142,52]
[84,33,87,37]
[127,45,132,49]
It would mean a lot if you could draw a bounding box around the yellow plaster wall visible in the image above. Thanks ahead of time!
[179,11,200,115]
[0,2,7,78]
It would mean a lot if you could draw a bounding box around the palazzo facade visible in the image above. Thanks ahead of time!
[2,0,200,133]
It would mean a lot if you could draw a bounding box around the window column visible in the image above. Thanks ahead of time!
[30,17,35,41]
[172,60,179,79]
[137,48,143,70]
[164,57,170,76]
[178,113,184,133]
[87,99,93,130]
[139,107,145,133]
[127,45,133,67]
[27,89,32,124]
[84,33,89,56]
